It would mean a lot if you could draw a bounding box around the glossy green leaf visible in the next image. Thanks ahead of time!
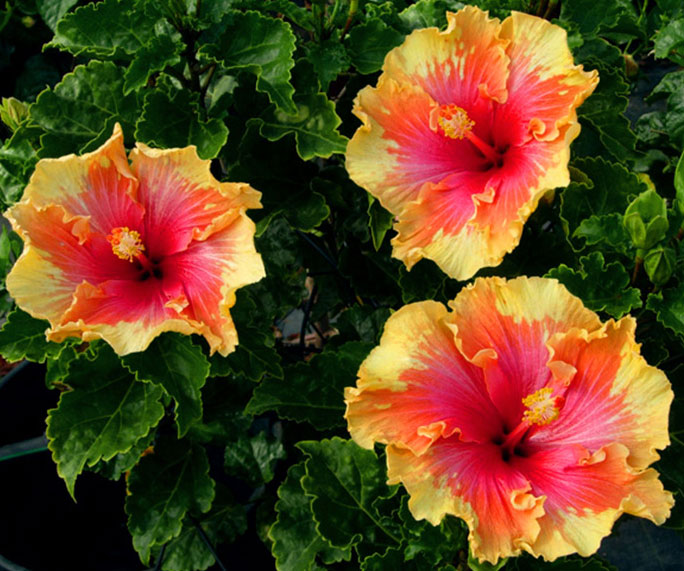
[368,196,394,251]
[270,462,351,571]
[398,0,450,31]
[246,342,372,429]
[210,324,283,381]
[162,487,247,571]
[398,495,466,564]
[123,33,184,95]
[654,18,684,64]
[0,308,62,363]
[253,92,348,160]
[122,333,210,437]
[36,0,79,31]
[546,251,642,318]
[304,38,351,91]
[200,10,297,114]
[91,433,154,481]
[335,306,392,344]
[560,0,622,35]
[224,430,286,486]
[46,345,165,497]
[135,88,228,160]
[647,282,684,340]
[345,19,404,74]
[675,149,684,215]
[560,157,647,249]
[573,213,630,252]
[297,438,401,558]
[48,0,162,59]
[30,61,141,156]
[126,437,215,565]
[576,66,636,162]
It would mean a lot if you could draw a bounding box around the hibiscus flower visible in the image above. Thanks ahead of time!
[345,7,598,280]
[5,124,265,356]
[345,277,673,563]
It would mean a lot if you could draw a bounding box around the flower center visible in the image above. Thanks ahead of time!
[437,104,475,140]
[436,104,502,166]
[107,227,144,262]
[497,387,564,462]
[522,387,563,426]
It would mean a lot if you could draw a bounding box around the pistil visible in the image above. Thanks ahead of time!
[500,387,565,457]
[107,226,155,273]
[436,104,500,164]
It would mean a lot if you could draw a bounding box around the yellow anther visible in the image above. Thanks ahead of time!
[107,226,144,262]
[522,387,561,426]
[437,104,475,140]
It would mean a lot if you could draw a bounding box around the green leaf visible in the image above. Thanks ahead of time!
[345,19,404,75]
[46,345,165,496]
[210,324,283,381]
[368,196,394,251]
[135,87,228,159]
[468,552,507,571]
[122,333,210,437]
[304,38,351,92]
[576,66,636,162]
[297,438,401,558]
[654,18,684,65]
[270,462,351,571]
[224,430,286,486]
[399,259,447,303]
[200,10,297,114]
[646,282,684,341]
[48,0,163,59]
[546,252,642,318]
[335,306,392,344]
[623,190,669,251]
[36,0,79,31]
[560,157,647,250]
[246,342,372,429]
[398,0,450,31]
[253,92,348,160]
[126,437,215,565]
[124,33,184,95]
[675,148,684,216]
[90,432,154,481]
[573,213,630,252]
[398,495,466,564]
[0,308,62,363]
[162,487,247,571]
[560,0,622,36]
[30,61,141,156]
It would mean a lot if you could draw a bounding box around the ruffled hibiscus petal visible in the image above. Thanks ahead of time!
[388,440,545,564]
[517,443,673,560]
[21,123,143,235]
[497,11,598,143]
[163,213,265,356]
[445,277,600,424]
[345,301,500,455]
[390,169,494,276]
[532,319,673,470]
[6,203,140,323]
[50,277,197,355]
[130,144,262,258]
[346,77,487,216]
[383,6,509,110]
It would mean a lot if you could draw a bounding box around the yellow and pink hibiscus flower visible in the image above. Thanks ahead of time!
[5,124,265,356]
[345,277,673,564]
[346,7,598,280]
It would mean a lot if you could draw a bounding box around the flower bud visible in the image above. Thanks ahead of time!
[623,190,669,252]
[644,246,676,287]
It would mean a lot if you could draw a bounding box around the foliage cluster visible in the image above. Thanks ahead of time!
[2,0,684,569]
